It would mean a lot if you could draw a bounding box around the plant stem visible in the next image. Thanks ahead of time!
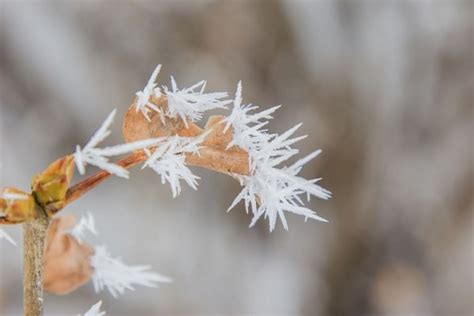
[65,151,146,206]
[22,209,51,316]
[64,147,249,209]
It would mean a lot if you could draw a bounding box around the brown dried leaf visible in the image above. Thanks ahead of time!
[43,215,94,295]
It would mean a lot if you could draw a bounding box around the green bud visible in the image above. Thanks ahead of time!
[31,155,75,216]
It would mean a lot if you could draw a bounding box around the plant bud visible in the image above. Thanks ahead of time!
[0,187,36,224]
[31,155,75,216]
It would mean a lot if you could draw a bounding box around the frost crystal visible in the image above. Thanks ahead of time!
[82,301,105,316]
[135,65,164,122]
[91,246,172,298]
[70,212,98,243]
[71,213,171,298]
[143,134,207,197]
[74,109,161,178]
[224,81,280,155]
[0,229,16,246]
[135,65,231,125]
[226,83,331,231]
[163,77,231,127]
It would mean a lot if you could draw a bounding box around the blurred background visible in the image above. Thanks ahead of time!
[1,1,473,315]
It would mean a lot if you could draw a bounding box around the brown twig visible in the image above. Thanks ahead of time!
[64,145,250,210]
[65,151,147,206]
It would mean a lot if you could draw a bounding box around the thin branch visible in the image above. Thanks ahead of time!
[64,146,249,210]
[65,152,146,206]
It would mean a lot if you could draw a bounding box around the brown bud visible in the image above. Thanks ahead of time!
[44,215,94,295]
[31,155,75,216]
[0,187,36,224]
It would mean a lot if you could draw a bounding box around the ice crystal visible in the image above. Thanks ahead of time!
[91,246,172,298]
[224,81,280,155]
[74,109,161,178]
[82,300,105,316]
[163,77,231,127]
[135,65,231,126]
[135,64,164,122]
[0,229,16,246]
[226,83,331,231]
[70,213,171,298]
[70,212,98,243]
[143,134,207,197]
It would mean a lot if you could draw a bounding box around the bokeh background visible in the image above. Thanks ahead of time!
[1,1,473,315]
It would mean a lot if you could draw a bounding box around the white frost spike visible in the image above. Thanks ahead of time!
[0,229,16,246]
[226,82,331,231]
[163,77,231,127]
[74,109,162,178]
[91,246,172,298]
[135,64,163,121]
[82,301,106,316]
[70,212,98,243]
[224,81,281,153]
[143,135,207,197]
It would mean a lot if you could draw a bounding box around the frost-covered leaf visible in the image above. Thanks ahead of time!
[225,82,331,231]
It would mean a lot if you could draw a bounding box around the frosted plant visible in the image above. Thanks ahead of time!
[0,228,16,246]
[225,83,331,231]
[82,301,105,316]
[0,64,330,314]
[74,109,161,178]
[91,246,172,298]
